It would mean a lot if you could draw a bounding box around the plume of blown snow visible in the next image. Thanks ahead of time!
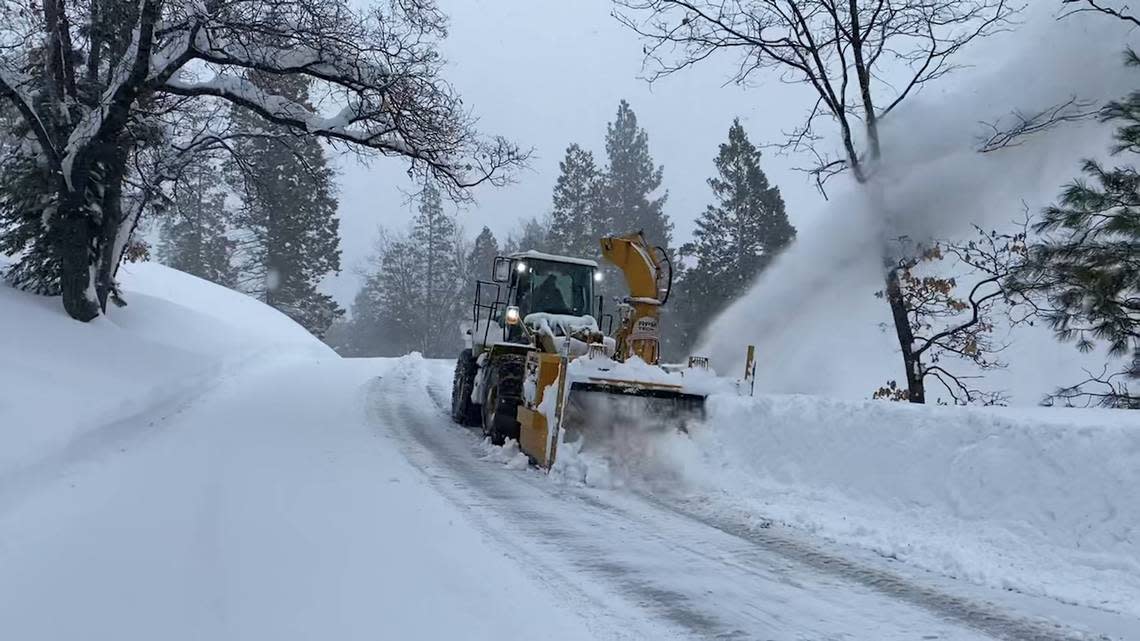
[697,7,1138,404]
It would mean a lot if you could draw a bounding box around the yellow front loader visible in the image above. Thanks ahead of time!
[451,231,751,467]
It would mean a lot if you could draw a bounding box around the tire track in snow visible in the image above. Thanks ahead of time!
[638,495,1100,641]
[367,362,1020,641]
[367,363,691,641]
[418,360,1112,640]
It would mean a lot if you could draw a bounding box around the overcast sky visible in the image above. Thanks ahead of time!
[327,0,821,305]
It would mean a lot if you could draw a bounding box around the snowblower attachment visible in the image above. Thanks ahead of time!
[516,351,709,468]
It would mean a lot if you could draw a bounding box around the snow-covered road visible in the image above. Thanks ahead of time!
[372,355,1137,641]
[3,350,1136,640]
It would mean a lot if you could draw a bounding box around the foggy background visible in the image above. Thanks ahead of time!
[329,0,819,303]
[324,0,1136,404]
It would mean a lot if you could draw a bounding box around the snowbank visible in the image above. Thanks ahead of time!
[0,261,332,471]
[668,394,1140,617]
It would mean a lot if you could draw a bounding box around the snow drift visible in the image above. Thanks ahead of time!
[552,389,1140,618]
[1,260,332,473]
[1,268,607,641]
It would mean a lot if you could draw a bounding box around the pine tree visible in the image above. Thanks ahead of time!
[466,226,500,287]
[1018,54,1140,408]
[410,183,465,356]
[157,161,236,287]
[347,187,468,357]
[675,119,796,351]
[601,100,672,250]
[0,68,60,295]
[503,216,553,254]
[227,72,343,339]
[548,144,603,258]
[351,235,423,356]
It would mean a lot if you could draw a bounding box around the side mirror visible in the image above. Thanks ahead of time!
[492,256,511,283]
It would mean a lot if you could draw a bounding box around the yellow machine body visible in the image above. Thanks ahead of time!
[508,231,718,468]
[517,351,567,467]
[599,233,667,366]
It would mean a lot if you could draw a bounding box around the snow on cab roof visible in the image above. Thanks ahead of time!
[508,250,599,268]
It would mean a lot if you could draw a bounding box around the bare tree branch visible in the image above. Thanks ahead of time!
[978,96,1101,152]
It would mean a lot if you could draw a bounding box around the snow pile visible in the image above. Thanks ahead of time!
[0,261,332,472]
[665,394,1140,616]
[524,312,599,336]
[478,437,530,470]
[567,354,736,397]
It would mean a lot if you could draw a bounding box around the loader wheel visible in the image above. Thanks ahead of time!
[481,353,525,445]
[450,349,482,426]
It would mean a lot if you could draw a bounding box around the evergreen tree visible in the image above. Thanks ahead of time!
[410,183,465,356]
[348,185,467,358]
[466,226,500,287]
[157,161,237,287]
[548,144,603,258]
[227,72,343,339]
[1018,56,1140,408]
[675,119,796,352]
[0,67,59,295]
[351,235,423,356]
[503,216,553,254]
[601,100,672,250]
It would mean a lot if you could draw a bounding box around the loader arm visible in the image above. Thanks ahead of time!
[599,232,668,365]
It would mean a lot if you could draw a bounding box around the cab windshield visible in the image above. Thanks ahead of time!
[515,259,595,318]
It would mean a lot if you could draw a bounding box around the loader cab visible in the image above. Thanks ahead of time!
[476,251,602,344]
[506,252,597,319]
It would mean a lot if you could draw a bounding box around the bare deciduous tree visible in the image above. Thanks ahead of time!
[875,224,1032,405]
[613,0,1019,403]
[0,0,524,321]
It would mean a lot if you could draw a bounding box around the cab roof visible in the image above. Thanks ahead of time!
[508,249,599,268]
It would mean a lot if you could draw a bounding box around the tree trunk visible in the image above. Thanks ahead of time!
[96,144,129,311]
[55,198,100,322]
[884,266,925,403]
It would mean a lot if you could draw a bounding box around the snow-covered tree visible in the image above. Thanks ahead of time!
[678,119,795,334]
[226,72,342,338]
[157,160,236,288]
[548,144,603,259]
[600,100,672,250]
[0,0,523,321]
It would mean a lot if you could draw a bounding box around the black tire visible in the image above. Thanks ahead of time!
[450,349,482,426]
[481,353,525,445]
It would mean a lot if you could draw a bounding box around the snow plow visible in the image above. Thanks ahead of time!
[451,231,751,467]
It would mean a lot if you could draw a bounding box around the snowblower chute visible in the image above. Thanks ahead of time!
[451,232,743,468]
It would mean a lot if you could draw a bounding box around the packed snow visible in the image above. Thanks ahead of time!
[0,263,602,641]
[515,383,1140,620]
[3,262,1138,640]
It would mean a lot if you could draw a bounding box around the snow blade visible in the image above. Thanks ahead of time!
[560,380,706,453]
